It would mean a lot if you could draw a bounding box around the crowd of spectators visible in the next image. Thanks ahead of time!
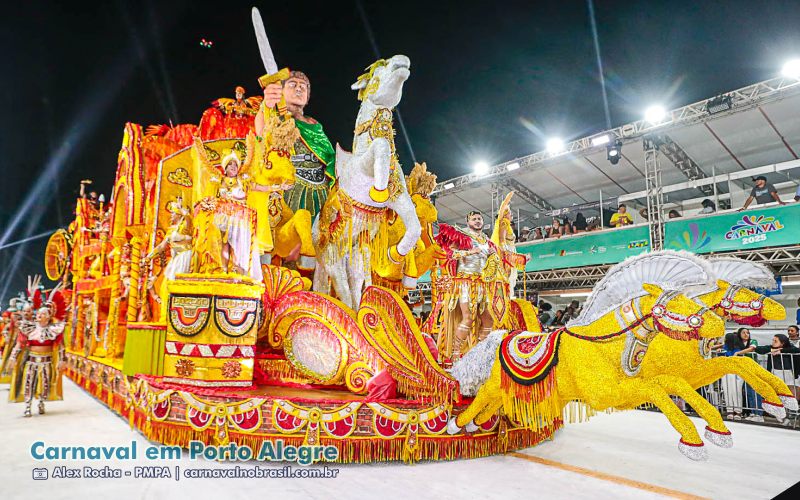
[536,299,582,330]
[519,176,799,243]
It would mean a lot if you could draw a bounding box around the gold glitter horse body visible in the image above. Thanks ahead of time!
[640,258,797,419]
[449,251,728,460]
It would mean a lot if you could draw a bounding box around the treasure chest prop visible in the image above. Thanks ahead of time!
[163,275,264,387]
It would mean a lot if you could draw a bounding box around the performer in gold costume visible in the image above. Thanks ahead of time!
[491,192,528,299]
[434,211,507,362]
[191,134,280,280]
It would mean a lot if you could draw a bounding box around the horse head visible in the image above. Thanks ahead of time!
[351,55,411,109]
[698,279,785,327]
[639,283,724,341]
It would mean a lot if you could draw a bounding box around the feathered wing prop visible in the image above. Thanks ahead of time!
[491,191,514,246]
[46,283,68,321]
[569,250,712,326]
[434,223,473,275]
[191,137,222,201]
[710,257,777,290]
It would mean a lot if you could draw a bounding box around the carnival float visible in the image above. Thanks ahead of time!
[1,8,797,464]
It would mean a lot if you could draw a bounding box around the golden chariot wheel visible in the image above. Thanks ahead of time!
[44,229,71,281]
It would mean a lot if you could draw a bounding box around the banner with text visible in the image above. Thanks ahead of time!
[519,225,651,272]
[664,204,799,254]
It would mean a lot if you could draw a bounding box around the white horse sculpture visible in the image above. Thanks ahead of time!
[313,55,421,310]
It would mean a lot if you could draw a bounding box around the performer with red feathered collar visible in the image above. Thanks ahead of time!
[5,275,68,417]
[432,211,508,363]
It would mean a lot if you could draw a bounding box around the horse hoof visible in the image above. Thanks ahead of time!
[446,417,462,435]
[465,420,479,433]
[779,395,799,412]
[704,427,732,448]
[678,440,708,461]
[762,401,786,420]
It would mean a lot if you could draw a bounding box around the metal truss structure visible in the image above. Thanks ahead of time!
[652,134,714,196]
[432,76,800,197]
[643,137,666,251]
[498,178,555,212]
[412,245,800,300]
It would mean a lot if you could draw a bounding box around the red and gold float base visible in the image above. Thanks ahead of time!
[64,353,562,463]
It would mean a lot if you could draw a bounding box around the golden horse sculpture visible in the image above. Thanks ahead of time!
[372,162,442,293]
[641,257,797,420]
[449,251,727,461]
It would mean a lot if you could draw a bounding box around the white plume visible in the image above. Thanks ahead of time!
[710,257,776,290]
[568,250,712,327]
[449,330,505,397]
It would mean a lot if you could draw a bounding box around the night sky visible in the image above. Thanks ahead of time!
[2,0,800,298]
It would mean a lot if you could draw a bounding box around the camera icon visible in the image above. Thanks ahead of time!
[32,468,48,480]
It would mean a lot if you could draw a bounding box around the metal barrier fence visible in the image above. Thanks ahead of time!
[669,351,800,429]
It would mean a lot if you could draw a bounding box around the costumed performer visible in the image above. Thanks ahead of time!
[6,282,67,417]
[146,196,193,282]
[199,86,262,140]
[191,134,272,280]
[435,211,506,362]
[491,192,528,299]
[256,71,335,218]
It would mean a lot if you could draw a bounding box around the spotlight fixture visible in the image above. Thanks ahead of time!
[644,105,667,125]
[606,139,622,165]
[546,138,565,154]
[473,161,489,176]
[782,59,800,79]
[706,94,733,114]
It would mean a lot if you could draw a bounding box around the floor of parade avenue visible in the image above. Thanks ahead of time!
[1,380,798,500]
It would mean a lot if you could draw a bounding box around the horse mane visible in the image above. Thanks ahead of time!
[568,250,711,327]
[710,257,776,290]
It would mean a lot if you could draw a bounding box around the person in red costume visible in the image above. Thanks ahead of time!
[5,276,68,417]
[198,86,263,140]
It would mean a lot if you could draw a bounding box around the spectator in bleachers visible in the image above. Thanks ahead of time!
[740,176,785,211]
[794,184,799,202]
[562,217,574,235]
[547,219,564,238]
[520,227,531,241]
[610,204,633,227]
[721,332,744,420]
[700,199,716,214]
[725,328,763,421]
[547,309,564,329]
[788,325,799,348]
[537,302,553,326]
[754,334,800,400]
[573,212,588,233]
[586,216,601,231]
[668,209,681,219]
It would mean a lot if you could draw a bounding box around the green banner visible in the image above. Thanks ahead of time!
[664,204,800,254]
[519,225,651,272]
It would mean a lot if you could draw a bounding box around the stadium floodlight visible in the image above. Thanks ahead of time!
[606,139,622,165]
[706,94,733,114]
[591,134,611,146]
[473,161,490,176]
[782,59,800,79]
[546,137,565,154]
[644,105,667,124]
[443,182,455,190]
[506,162,520,171]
